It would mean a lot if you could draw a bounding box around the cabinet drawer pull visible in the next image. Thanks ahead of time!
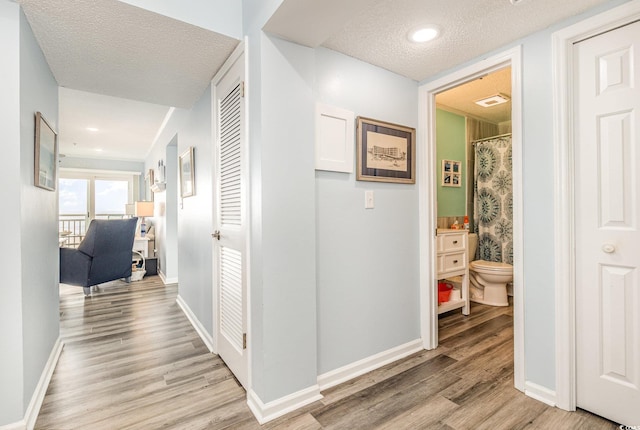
[453,240,458,244]
[453,260,458,264]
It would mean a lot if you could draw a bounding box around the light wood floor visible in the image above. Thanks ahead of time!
[36,277,619,429]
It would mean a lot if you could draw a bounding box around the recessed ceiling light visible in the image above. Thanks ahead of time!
[94,148,103,152]
[474,93,510,107]
[409,26,440,43]
[86,127,99,132]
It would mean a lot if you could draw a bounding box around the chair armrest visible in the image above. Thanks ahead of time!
[59,247,92,287]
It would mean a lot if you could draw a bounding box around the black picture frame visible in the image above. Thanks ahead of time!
[356,117,415,184]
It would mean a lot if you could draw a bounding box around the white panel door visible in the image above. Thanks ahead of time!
[214,51,248,388]
[575,20,640,426]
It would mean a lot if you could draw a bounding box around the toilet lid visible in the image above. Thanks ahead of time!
[471,260,512,271]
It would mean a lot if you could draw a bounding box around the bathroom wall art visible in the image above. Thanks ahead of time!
[441,159,461,187]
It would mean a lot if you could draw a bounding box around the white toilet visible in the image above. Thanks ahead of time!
[467,233,512,306]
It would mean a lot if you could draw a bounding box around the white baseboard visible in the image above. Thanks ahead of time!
[247,385,323,424]
[158,270,178,285]
[317,339,424,391]
[176,295,215,352]
[0,337,64,430]
[0,421,25,430]
[525,380,557,407]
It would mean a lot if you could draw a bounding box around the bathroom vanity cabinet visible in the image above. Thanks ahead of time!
[436,229,470,315]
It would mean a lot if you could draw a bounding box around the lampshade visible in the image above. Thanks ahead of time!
[135,201,154,217]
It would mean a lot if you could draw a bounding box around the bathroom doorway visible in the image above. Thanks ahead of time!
[418,47,524,392]
[435,66,513,302]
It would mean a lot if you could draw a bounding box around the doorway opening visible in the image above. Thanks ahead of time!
[434,65,515,388]
[418,46,524,392]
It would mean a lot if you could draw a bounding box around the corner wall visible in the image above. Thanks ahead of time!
[19,7,60,412]
[314,47,420,375]
[176,85,214,331]
[0,4,60,426]
[0,3,26,424]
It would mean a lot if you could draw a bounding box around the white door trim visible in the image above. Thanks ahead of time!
[211,38,251,387]
[552,0,640,411]
[418,45,525,392]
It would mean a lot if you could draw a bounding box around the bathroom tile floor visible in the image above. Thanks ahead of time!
[37,282,619,429]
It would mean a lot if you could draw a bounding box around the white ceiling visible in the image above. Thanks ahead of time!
[58,88,171,161]
[19,0,609,162]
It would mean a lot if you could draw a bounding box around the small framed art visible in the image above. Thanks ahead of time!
[441,159,461,187]
[34,111,58,191]
[356,117,415,184]
[179,147,195,198]
[145,169,154,202]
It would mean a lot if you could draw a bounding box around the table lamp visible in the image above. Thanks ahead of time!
[135,201,154,237]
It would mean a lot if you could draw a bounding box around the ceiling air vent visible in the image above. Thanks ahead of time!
[474,93,510,108]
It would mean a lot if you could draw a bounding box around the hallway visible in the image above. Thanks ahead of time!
[36,278,618,429]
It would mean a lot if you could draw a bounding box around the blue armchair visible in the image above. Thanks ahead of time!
[60,218,138,296]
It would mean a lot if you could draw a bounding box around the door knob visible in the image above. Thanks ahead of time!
[212,230,221,240]
[601,244,615,253]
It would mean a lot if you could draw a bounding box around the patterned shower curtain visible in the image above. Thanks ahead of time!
[473,134,513,264]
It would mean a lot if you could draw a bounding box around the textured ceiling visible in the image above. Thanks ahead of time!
[18,0,610,162]
[58,88,171,161]
[436,67,512,124]
[269,0,611,82]
[19,0,239,108]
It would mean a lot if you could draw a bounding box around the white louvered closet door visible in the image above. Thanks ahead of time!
[214,50,248,389]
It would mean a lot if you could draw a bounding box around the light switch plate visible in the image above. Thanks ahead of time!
[365,190,374,209]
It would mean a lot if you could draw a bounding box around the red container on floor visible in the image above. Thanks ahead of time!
[438,282,453,304]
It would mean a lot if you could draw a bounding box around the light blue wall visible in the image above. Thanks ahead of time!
[520,29,557,390]
[245,31,420,401]
[256,35,319,401]
[59,157,144,173]
[0,3,25,424]
[145,109,189,282]
[0,4,60,426]
[163,142,179,281]
[117,0,242,39]
[314,47,420,374]
[242,0,282,35]
[176,85,214,332]
[19,8,60,413]
[420,0,631,391]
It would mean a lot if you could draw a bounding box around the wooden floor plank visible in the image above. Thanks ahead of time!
[35,279,619,429]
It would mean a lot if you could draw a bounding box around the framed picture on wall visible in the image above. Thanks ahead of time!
[179,147,195,198]
[145,169,154,202]
[34,112,58,191]
[442,159,461,187]
[356,116,415,184]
